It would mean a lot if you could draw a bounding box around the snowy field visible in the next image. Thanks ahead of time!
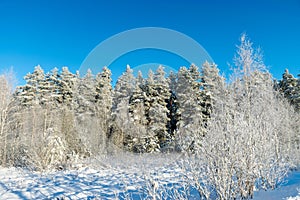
[0,154,299,200]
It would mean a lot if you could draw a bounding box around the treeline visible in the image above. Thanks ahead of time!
[0,34,299,195]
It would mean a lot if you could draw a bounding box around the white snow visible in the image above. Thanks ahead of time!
[0,156,299,200]
[253,171,300,200]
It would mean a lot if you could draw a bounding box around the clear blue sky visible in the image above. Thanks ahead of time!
[0,0,299,85]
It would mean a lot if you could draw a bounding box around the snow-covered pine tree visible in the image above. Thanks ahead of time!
[126,76,147,152]
[59,67,78,107]
[57,67,88,159]
[277,70,300,165]
[74,69,98,155]
[128,66,172,152]
[279,69,299,111]
[94,67,113,154]
[110,97,134,152]
[168,70,177,93]
[142,69,162,152]
[113,65,135,110]
[201,61,227,124]
[152,66,171,150]
[16,65,45,106]
[110,65,136,151]
[13,66,58,169]
[37,68,61,107]
[135,70,144,87]
[76,69,96,116]
[175,64,204,152]
[45,68,63,105]
[37,68,64,146]
[166,71,179,150]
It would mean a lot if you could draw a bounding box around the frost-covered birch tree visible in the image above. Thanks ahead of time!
[0,71,15,166]
[184,34,293,200]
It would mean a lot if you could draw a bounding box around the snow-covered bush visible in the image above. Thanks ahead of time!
[27,128,67,171]
[180,34,293,200]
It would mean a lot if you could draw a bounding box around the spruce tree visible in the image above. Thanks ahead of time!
[201,61,227,123]
[131,95,148,152]
[175,65,204,152]
[76,69,96,116]
[152,66,171,150]
[59,67,78,107]
[16,65,45,106]
[113,65,135,110]
[110,65,136,151]
[95,67,113,153]
[45,68,63,105]
[143,69,161,152]
[128,71,148,152]
[279,69,299,111]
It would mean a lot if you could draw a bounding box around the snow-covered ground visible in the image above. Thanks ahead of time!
[0,154,188,199]
[254,170,300,200]
[0,154,299,199]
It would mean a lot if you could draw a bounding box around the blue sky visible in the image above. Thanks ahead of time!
[0,0,299,85]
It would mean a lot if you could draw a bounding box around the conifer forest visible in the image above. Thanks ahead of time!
[0,35,299,199]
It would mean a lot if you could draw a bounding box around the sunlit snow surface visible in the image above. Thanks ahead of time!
[0,155,299,199]
[254,170,300,200]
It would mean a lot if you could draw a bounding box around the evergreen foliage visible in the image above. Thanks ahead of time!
[9,58,299,159]
[0,35,299,200]
[278,69,300,111]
